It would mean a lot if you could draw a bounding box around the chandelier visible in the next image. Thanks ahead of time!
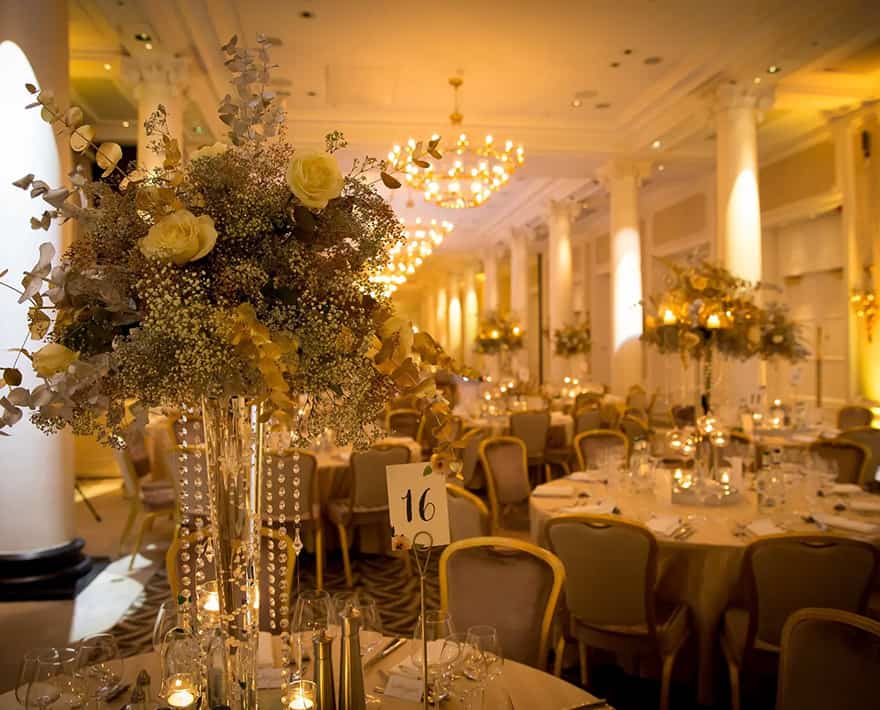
[370,217,454,295]
[387,77,524,209]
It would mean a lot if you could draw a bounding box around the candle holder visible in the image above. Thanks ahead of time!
[287,680,317,709]
[162,674,200,710]
[161,628,202,710]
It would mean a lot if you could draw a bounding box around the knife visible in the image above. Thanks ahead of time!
[364,637,407,668]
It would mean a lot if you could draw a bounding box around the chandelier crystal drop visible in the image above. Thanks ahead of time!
[387,77,524,209]
[370,217,453,294]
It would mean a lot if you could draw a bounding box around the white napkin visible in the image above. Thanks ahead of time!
[746,519,784,537]
[813,513,880,534]
[791,434,816,444]
[558,500,616,515]
[849,499,880,514]
[257,631,276,668]
[391,640,446,679]
[532,484,575,498]
[821,428,841,437]
[568,471,607,483]
[646,515,681,537]
[830,483,863,495]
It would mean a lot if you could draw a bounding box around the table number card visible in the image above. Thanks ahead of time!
[386,462,450,549]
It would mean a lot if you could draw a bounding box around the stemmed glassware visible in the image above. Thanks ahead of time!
[411,611,457,703]
[332,591,384,657]
[153,599,184,655]
[291,590,333,674]
[16,649,59,707]
[462,625,504,710]
[74,634,123,710]
[25,651,87,710]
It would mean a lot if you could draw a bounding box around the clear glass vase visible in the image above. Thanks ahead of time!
[201,397,263,710]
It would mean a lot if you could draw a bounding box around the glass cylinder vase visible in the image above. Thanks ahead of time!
[201,397,263,710]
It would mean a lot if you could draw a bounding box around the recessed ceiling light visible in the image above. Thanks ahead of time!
[767,64,781,74]
[306,90,318,97]
[103,63,112,71]
[144,42,153,51]
[644,56,663,65]
[651,139,662,149]
[571,98,583,108]
[134,32,151,42]
[122,120,130,128]
[610,61,620,68]
[753,76,762,84]
[300,10,315,18]
[657,164,665,172]
[623,49,633,55]
[595,102,611,109]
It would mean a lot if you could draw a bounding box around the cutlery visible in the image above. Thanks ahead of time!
[105,683,131,702]
[565,700,611,709]
[364,637,406,669]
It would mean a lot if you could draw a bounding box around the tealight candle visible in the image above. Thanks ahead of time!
[662,308,677,325]
[706,313,722,329]
[164,675,197,709]
[288,680,316,710]
[719,471,731,485]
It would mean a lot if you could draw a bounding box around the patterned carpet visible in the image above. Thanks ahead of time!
[108,551,440,658]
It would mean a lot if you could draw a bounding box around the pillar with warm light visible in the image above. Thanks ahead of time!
[447,274,463,362]
[463,268,479,366]
[509,227,530,376]
[0,0,87,598]
[547,200,580,383]
[598,160,649,395]
[481,247,499,315]
[715,83,767,399]
[435,287,448,350]
[122,54,188,170]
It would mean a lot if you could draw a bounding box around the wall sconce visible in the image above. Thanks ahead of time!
[851,265,877,342]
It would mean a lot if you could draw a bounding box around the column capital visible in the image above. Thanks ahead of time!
[824,99,880,132]
[510,225,532,246]
[122,54,190,98]
[595,158,652,190]
[548,198,582,223]
[713,82,774,115]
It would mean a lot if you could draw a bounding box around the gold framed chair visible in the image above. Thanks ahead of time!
[837,427,880,484]
[509,410,552,483]
[808,438,871,485]
[458,428,488,490]
[670,404,696,428]
[776,608,880,710]
[574,405,602,434]
[262,449,324,590]
[573,429,629,471]
[445,483,491,541]
[599,401,623,429]
[166,526,296,632]
[386,408,421,439]
[574,391,602,413]
[114,447,175,569]
[439,536,565,669]
[327,444,411,587]
[478,436,532,533]
[837,405,873,430]
[720,534,879,710]
[546,514,690,710]
[619,414,650,446]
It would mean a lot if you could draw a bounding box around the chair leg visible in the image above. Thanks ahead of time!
[314,523,324,592]
[577,641,589,688]
[128,513,156,570]
[336,523,353,588]
[552,637,566,677]
[544,464,552,483]
[659,650,680,710]
[118,502,139,556]
[726,658,741,710]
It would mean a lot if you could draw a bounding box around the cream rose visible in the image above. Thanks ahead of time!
[286,151,344,209]
[32,343,78,378]
[139,209,218,265]
[190,142,228,162]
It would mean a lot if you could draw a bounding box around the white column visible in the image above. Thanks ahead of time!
[510,227,531,377]
[462,267,479,366]
[547,199,580,383]
[447,274,463,362]
[597,160,649,395]
[420,289,437,340]
[123,54,189,170]
[435,286,448,350]
[0,0,76,561]
[481,248,499,315]
[715,84,769,399]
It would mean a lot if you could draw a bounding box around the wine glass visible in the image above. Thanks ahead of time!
[463,625,503,708]
[16,649,59,706]
[26,654,87,710]
[74,634,123,710]
[153,599,183,655]
[412,611,456,703]
[291,590,332,673]
[333,592,384,657]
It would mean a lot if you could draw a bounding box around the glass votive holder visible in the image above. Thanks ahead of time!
[287,679,317,709]
[162,673,200,710]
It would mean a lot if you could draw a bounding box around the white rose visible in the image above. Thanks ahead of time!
[286,151,344,209]
[32,343,78,378]
[139,209,218,265]
[190,142,228,162]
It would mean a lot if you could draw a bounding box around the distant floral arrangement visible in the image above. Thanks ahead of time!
[0,34,464,453]
[474,313,524,355]
[641,258,808,363]
[554,320,591,358]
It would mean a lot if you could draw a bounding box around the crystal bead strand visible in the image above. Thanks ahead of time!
[176,407,194,628]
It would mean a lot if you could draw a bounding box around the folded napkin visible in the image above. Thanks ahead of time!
[791,434,816,444]
[646,515,682,537]
[746,519,784,537]
[559,500,616,515]
[532,484,575,498]
[813,513,880,535]
[568,471,607,483]
[821,428,841,438]
[849,499,880,514]
[830,483,863,495]
[391,640,446,679]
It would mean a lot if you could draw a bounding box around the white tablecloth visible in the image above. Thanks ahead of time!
[465,413,575,444]
[529,476,880,704]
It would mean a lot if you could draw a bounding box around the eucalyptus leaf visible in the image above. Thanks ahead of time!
[3,368,22,387]
[380,172,402,189]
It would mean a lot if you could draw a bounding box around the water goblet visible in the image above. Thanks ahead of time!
[74,634,123,710]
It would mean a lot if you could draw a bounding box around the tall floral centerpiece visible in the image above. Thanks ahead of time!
[474,312,524,376]
[1,35,462,709]
[553,319,592,377]
[642,259,808,412]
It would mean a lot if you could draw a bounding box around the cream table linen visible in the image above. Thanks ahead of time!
[529,476,880,705]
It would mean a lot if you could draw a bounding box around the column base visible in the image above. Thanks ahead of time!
[0,538,104,601]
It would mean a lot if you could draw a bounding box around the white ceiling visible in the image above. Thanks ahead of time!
[71,0,880,256]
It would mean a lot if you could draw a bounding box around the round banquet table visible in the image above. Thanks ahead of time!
[529,476,880,705]
[0,640,601,710]
[464,412,575,444]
